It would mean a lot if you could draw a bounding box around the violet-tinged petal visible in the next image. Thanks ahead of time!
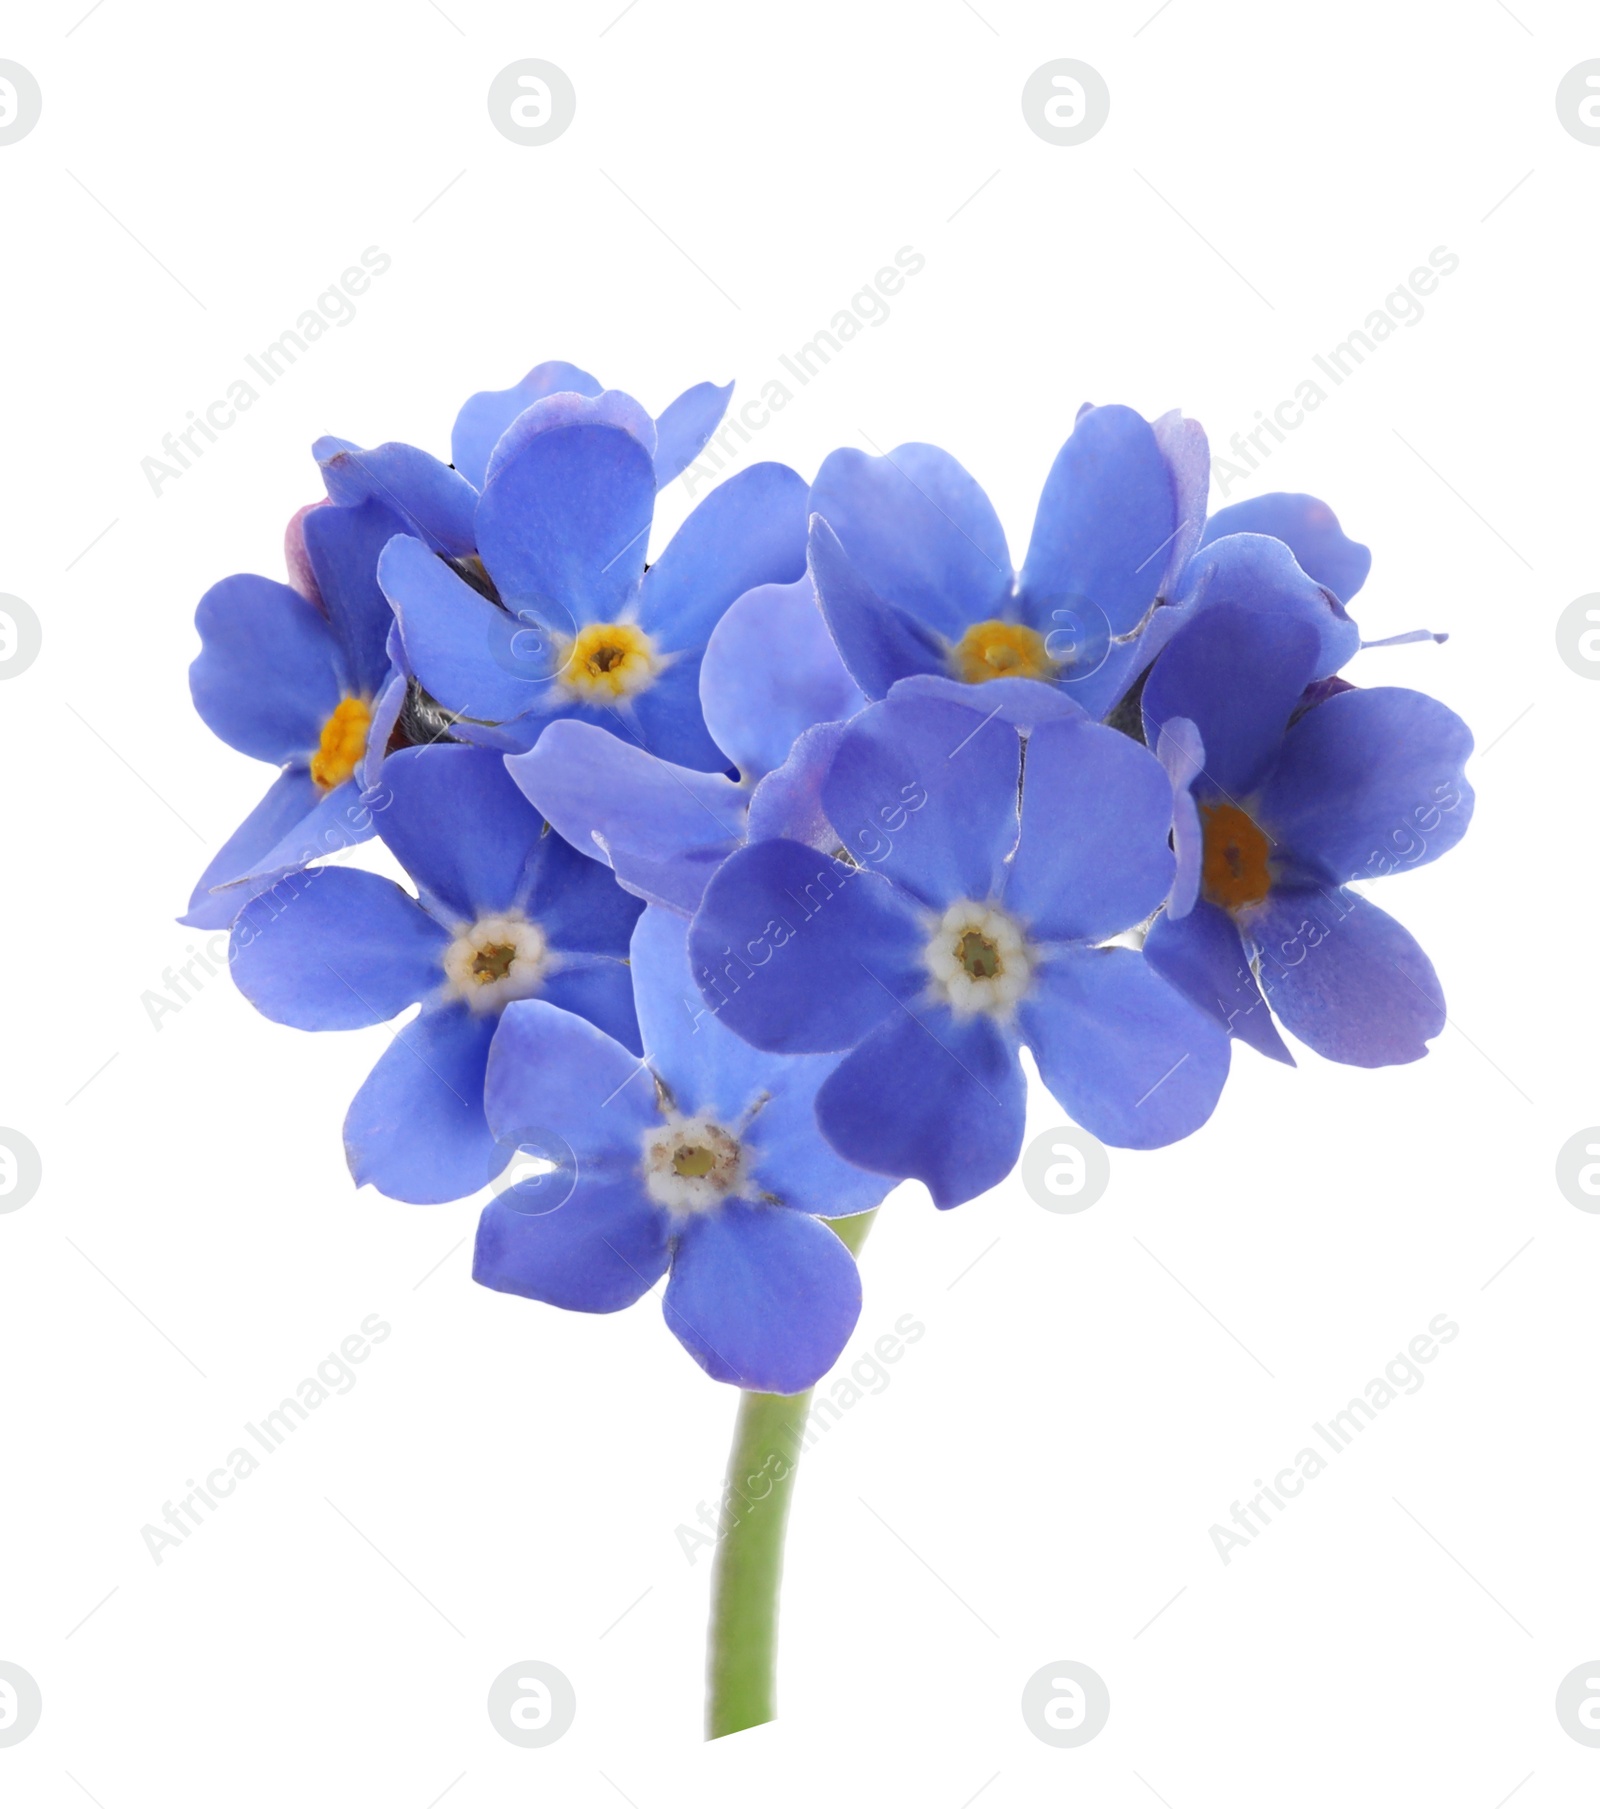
[1143,898,1294,1065]
[665,1204,862,1393]
[1002,714,1175,943]
[229,867,448,1030]
[300,496,408,698]
[807,516,947,701]
[1200,493,1372,603]
[689,839,925,1055]
[652,379,734,488]
[1241,887,1444,1066]
[1258,687,1475,886]
[451,360,604,490]
[1019,946,1232,1148]
[344,1003,498,1203]
[700,576,864,781]
[809,443,1012,640]
[815,1005,1025,1209]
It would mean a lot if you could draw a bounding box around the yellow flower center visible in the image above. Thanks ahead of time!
[1200,803,1273,912]
[949,619,1056,684]
[560,621,659,701]
[309,695,371,791]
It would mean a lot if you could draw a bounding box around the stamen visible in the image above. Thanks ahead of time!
[1199,803,1273,911]
[442,914,551,1012]
[309,695,371,791]
[558,621,660,701]
[949,620,1056,685]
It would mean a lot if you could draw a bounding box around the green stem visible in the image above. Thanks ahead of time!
[704,1208,876,1740]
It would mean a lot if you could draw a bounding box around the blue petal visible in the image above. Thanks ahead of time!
[627,912,875,1229]
[807,517,947,700]
[1241,887,1444,1066]
[507,715,745,868]
[314,437,478,559]
[1002,714,1174,943]
[821,689,1020,909]
[1017,404,1177,635]
[1151,410,1211,595]
[181,768,323,928]
[229,867,447,1029]
[652,379,734,488]
[362,668,408,793]
[344,1003,498,1203]
[888,671,1090,732]
[482,389,657,488]
[473,1180,668,1312]
[521,819,645,956]
[742,1065,892,1220]
[378,744,543,921]
[815,1005,1025,1209]
[664,1204,862,1393]
[1155,717,1205,919]
[623,653,728,772]
[451,360,604,490]
[689,839,925,1054]
[1143,899,1293,1064]
[701,576,863,782]
[1141,601,1323,798]
[1258,687,1475,886]
[219,776,380,897]
[541,959,644,1057]
[809,443,1012,640]
[379,534,558,725]
[476,424,656,627]
[1200,493,1371,602]
[637,461,809,655]
[191,574,343,762]
[484,997,656,1160]
[1019,946,1232,1148]
[744,719,849,849]
[1157,533,1360,681]
[300,497,407,698]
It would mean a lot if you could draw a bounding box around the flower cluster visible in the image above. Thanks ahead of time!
[188,362,1474,1394]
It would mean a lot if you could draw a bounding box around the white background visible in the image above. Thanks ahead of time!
[1,1,1595,1803]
